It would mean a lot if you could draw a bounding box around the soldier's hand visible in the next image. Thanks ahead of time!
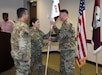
[48,36,52,41]
[50,21,55,26]
[47,36,52,46]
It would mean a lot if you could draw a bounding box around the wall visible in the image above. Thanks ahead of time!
[0,0,24,21]
[37,0,52,33]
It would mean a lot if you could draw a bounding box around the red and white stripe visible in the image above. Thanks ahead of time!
[76,9,87,67]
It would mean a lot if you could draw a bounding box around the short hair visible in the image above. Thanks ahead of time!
[60,9,68,15]
[2,13,8,17]
[30,18,38,27]
[17,8,27,18]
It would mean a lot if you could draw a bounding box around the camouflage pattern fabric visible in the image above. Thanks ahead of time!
[11,20,31,75]
[54,19,76,75]
[30,28,48,75]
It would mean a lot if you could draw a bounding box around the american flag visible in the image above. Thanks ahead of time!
[92,0,101,54]
[76,0,87,67]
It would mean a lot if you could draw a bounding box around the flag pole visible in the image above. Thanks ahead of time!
[44,26,52,75]
[80,67,82,75]
[96,54,98,75]
[44,0,60,74]
[44,41,51,75]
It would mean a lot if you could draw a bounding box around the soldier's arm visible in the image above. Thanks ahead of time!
[57,23,75,41]
[20,25,31,62]
[53,25,60,35]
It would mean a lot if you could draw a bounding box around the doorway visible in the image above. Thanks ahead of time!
[30,2,37,20]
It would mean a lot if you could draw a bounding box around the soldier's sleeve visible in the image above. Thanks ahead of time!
[65,23,75,36]
[11,30,26,61]
[11,36,22,60]
[53,25,60,35]
[38,29,45,37]
[57,23,75,42]
[19,25,31,61]
[43,31,51,39]
[38,29,50,39]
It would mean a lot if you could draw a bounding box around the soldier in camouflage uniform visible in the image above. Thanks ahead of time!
[10,8,31,75]
[29,18,49,75]
[51,9,76,75]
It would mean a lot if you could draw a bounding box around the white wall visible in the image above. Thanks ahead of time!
[0,0,24,21]
[37,0,52,33]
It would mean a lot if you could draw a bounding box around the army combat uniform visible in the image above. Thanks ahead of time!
[54,19,76,75]
[11,20,31,75]
[30,28,49,75]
